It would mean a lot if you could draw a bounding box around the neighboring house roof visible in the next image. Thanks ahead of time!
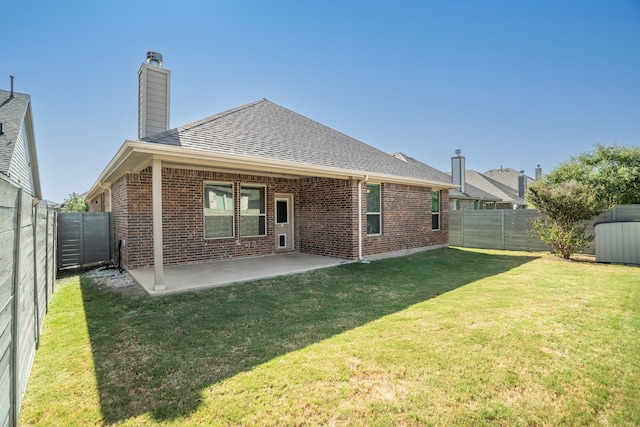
[0,89,42,198]
[87,99,456,200]
[465,170,527,205]
[392,152,500,201]
[483,167,535,189]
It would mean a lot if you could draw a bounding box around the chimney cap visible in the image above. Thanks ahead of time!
[146,51,163,67]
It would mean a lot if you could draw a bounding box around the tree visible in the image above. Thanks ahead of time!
[527,180,608,259]
[543,144,640,205]
[61,192,89,212]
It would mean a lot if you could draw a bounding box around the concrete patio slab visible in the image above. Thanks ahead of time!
[128,252,348,296]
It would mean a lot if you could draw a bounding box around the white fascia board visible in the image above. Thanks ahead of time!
[85,140,137,201]
[87,140,457,201]
[131,142,459,189]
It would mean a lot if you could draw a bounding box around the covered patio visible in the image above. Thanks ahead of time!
[128,252,347,296]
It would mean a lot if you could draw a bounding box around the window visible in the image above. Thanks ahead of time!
[432,190,440,231]
[240,185,266,236]
[204,183,234,238]
[367,183,381,235]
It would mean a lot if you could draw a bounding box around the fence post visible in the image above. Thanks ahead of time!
[461,210,465,247]
[32,203,40,348]
[501,210,505,250]
[11,188,23,426]
[45,209,50,311]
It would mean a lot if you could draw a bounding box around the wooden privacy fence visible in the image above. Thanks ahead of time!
[0,181,56,427]
[449,205,640,255]
[57,212,111,269]
[449,209,549,252]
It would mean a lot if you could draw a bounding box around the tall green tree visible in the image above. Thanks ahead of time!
[61,192,89,212]
[544,144,640,205]
[528,180,608,259]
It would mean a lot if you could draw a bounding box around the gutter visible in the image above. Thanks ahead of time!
[86,140,458,201]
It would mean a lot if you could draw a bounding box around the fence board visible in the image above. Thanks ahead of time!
[450,205,640,254]
[0,180,56,427]
[57,212,111,269]
[16,189,35,416]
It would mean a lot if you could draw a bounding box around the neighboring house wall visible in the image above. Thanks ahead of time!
[451,199,488,210]
[8,120,35,196]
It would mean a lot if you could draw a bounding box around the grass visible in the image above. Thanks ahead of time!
[18,247,640,426]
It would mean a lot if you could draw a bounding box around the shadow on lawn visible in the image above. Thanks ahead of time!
[81,247,536,423]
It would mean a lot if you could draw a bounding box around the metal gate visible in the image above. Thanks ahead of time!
[57,212,111,269]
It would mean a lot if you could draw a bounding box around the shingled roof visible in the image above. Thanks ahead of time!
[0,89,41,198]
[465,170,526,205]
[141,99,452,184]
[392,152,500,201]
[0,89,30,174]
[88,99,457,201]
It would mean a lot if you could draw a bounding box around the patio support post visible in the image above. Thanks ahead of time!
[152,158,165,290]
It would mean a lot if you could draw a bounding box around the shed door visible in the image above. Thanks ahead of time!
[275,195,294,251]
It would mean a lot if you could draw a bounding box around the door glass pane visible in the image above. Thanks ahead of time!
[276,200,288,223]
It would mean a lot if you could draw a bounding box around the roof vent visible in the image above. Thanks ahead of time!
[145,51,163,67]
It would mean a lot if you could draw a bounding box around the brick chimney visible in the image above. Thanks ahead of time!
[138,51,170,139]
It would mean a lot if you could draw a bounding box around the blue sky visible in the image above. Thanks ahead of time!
[5,0,639,202]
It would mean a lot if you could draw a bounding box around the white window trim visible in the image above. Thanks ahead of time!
[240,183,267,237]
[367,183,382,236]
[203,181,235,239]
[432,190,441,231]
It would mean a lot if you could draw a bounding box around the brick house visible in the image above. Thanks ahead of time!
[85,52,455,290]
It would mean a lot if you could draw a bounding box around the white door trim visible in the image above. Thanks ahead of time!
[274,193,294,251]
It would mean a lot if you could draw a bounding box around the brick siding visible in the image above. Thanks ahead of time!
[363,183,449,257]
[298,177,360,260]
[97,166,448,268]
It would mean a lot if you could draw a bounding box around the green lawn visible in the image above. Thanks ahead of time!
[19,248,640,426]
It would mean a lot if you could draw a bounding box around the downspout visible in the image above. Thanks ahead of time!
[358,175,368,261]
[97,182,111,211]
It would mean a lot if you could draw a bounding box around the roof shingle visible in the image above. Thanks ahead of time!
[142,99,452,184]
[0,90,30,174]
